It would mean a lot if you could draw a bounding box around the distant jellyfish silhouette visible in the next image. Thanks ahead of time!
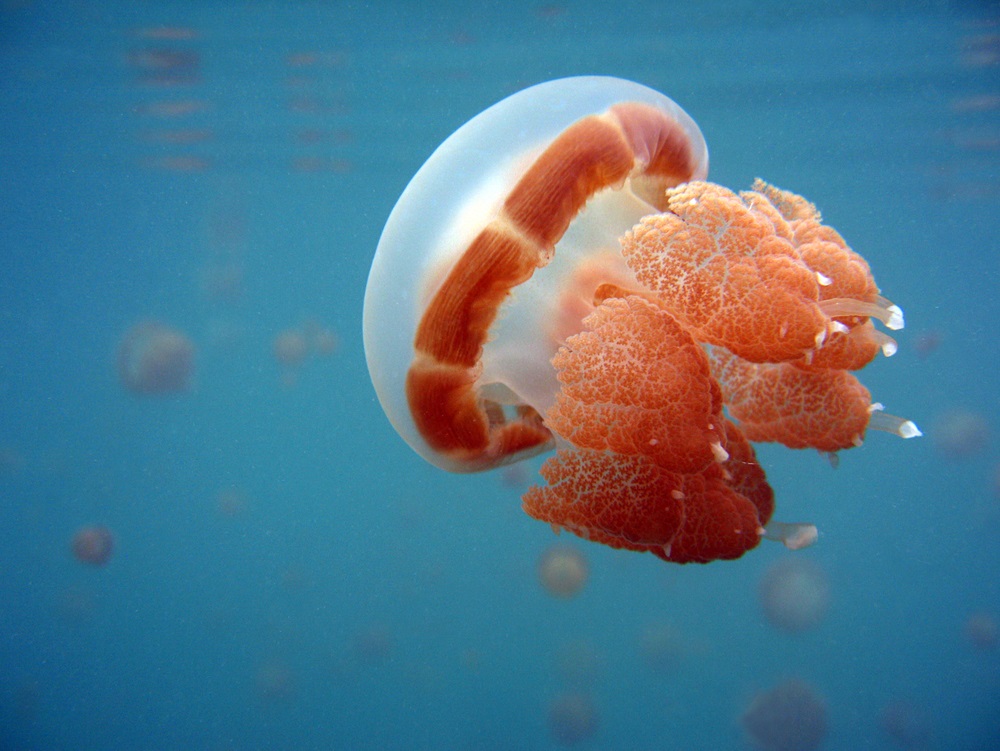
[932,409,989,459]
[880,699,933,750]
[311,327,339,356]
[742,679,827,751]
[71,525,114,566]
[273,328,309,386]
[255,659,295,703]
[117,320,194,395]
[912,329,942,359]
[964,612,998,650]
[273,328,309,367]
[548,692,599,746]
[538,546,588,598]
[302,318,339,356]
[758,558,830,633]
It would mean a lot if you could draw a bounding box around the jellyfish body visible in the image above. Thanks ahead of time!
[117,321,194,395]
[364,76,917,564]
[71,525,115,566]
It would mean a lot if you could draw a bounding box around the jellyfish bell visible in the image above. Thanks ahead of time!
[880,699,933,750]
[364,76,709,473]
[71,525,115,566]
[758,557,830,633]
[964,612,999,650]
[255,659,295,704]
[117,320,194,395]
[742,679,827,751]
[547,692,599,746]
[932,408,989,459]
[538,545,588,598]
[273,328,309,367]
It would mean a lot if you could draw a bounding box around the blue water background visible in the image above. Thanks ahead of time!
[1,1,998,749]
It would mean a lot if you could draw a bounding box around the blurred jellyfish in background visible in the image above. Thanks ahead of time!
[911,329,943,359]
[133,97,208,118]
[272,320,340,385]
[931,408,990,459]
[963,612,998,651]
[125,47,200,87]
[880,699,933,751]
[352,622,393,666]
[741,679,827,751]
[958,29,1000,68]
[255,658,295,705]
[117,321,195,395]
[272,327,309,386]
[758,558,830,634]
[125,30,209,172]
[305,318,339,356]
[547,692,599,746]
[70,525,115,566]
[537,546,588,599]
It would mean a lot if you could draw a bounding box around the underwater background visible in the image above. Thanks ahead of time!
[1,1,998,749]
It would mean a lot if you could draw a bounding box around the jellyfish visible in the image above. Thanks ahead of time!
[880,699,933,750]
[758,558,830,634]
[931,408,989,459]
[741,679,827,751]
[364,76,919,564]
[71,525,114,566]
[273,328,309,386]
[273,328,309,367]
[547,692,599,746]
[538,545,588,598]
[117,320,194,395]
[255,659,295,704]
[964,612,999,650]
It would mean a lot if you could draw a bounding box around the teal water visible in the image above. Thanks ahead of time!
[1,1,998,749]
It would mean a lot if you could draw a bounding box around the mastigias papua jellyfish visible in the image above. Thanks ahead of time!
[363,76,919,564]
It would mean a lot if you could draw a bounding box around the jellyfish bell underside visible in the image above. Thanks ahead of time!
[363,76,919,565]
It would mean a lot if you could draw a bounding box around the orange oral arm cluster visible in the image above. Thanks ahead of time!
[521,181,914,562]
